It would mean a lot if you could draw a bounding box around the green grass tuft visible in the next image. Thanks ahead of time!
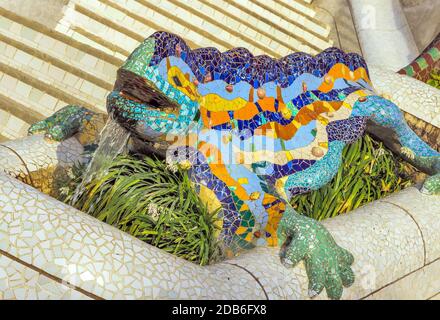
[57,155,222,266]
[427,69,440,89]
[290,135,415,220]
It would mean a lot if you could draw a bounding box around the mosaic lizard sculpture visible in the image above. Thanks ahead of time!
[29,31,440,299]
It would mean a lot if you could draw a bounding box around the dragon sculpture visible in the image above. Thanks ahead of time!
[29,31,440,299]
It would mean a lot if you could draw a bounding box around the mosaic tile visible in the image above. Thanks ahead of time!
[0,173,265,300]
[0,252,91,300]
[21,31,440,299]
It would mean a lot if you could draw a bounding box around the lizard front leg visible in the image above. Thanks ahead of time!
[275,140,355,299]
[353,95,440,195]
[277,205,355,299]
[28,105,107,144]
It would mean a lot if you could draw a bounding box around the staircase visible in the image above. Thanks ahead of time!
[0,0,332,140]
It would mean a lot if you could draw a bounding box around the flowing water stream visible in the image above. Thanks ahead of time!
[70,118,130,205]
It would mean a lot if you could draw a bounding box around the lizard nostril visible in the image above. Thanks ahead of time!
[280,235,293,257]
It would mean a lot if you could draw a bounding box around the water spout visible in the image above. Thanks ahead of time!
[70,118,130,205]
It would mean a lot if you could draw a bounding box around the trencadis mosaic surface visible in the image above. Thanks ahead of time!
[29,31,440,299]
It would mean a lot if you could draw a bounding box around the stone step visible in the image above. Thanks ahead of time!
[0,98,33,140]
[0,6,124,67]
[0,49,107,113]
[96,0,200,48]
[105,0,242,53]
[0,89,45,125]
[276,0,317,19]
[0,67,68,124]
[94,0,224,51]
[95,0,332,56]
[133,0,331,56]
[58,1,140,59]
[202,0,307,55]
[0,5,121,142]
[228,0,332,53]
[0,43,108,113]
[164,0,298,57]
[254,0,330,38]
[0,16,116,91]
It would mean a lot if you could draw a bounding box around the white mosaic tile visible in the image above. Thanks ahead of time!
[0,252,91,300]
[0,173,265,300]
[380,188,440,264]
[370,67,440,128]
[226,191,427,300]
[0,134,84,175]
[365,258,440,300]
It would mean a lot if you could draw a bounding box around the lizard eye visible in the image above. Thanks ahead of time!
[172,76,182,87]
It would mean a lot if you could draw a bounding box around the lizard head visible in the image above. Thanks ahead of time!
[107,36,201,148]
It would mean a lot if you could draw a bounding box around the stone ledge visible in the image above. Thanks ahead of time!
[0,135,439,299]
[349,0,419,71]
[370,67,440,128]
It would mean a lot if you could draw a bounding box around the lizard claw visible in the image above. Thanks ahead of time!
[421,173,440,195]
[278,209,355,300]
[28,105,96,142]
[400,147,415,160]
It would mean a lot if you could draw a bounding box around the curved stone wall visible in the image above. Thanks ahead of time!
[0,134,439,299]
[349,0,419,72]
[369,66,440,128]
[369,66,440,151]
